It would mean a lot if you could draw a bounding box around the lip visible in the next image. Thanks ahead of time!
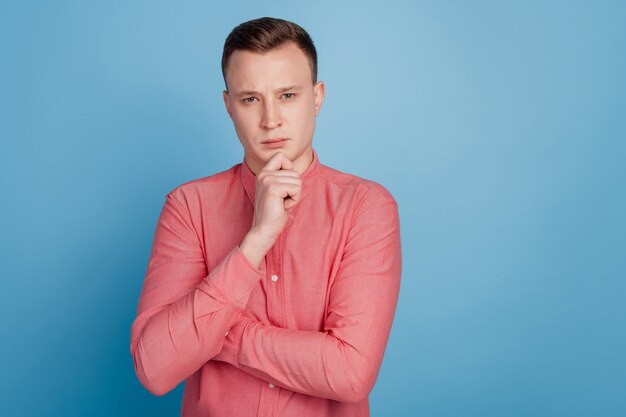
[262,138,288,148]
[262,138,288,144]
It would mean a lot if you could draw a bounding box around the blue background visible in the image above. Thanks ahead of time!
[1,1,625,416]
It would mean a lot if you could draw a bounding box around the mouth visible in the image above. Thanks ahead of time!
[261,138,289,148]
[262,138,288,144]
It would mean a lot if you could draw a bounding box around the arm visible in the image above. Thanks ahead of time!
[130,192,264,396]
[212,188,402,404]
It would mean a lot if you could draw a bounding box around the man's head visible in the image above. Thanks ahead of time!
[221,17,325,175]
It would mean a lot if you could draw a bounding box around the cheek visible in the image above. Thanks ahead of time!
[294,105,316,132]
[286,103,315,125]
[232,110,256,133]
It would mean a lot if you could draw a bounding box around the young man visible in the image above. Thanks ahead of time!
[130,17,402,417]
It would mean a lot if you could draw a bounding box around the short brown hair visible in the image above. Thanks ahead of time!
[221,17,318,91]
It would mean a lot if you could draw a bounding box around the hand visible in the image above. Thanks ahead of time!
[250,151,302,240]
[239,152,302,267]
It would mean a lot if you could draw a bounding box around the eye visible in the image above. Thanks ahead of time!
[241,97,257,103]
[282,93,296,100]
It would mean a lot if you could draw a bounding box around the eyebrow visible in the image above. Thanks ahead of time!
[234,85,304,97]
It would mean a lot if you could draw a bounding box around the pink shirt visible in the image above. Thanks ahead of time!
[130,148,402,416]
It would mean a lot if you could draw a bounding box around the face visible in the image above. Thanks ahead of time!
[222,41,325,175]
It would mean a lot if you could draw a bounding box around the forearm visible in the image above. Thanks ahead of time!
[228,318,381,403]
[131,287,241,396]
[131,245,264,396]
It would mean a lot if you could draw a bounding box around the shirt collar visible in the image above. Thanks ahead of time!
[241,148,320,204]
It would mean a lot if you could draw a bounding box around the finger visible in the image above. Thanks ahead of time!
[267,180,302,198]
[285,185,302,205]
[262,152,293,172]
[263,169,300,178]
[262,152,285,172]
[284,198,298,210]
[273,182,302,200]
[256,172,301,190]
[277,153,294,171]
[268,176,302,186]
[284,186,302,209]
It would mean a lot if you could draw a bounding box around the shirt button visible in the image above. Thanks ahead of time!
[224,331,229,336]
[268,383,275,389]
[271,274,279,282]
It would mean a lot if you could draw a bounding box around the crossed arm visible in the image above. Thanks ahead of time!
[130,188,402,402]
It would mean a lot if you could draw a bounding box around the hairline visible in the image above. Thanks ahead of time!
[224,42,316,91]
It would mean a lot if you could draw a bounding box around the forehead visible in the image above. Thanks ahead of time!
[226,42,312,90]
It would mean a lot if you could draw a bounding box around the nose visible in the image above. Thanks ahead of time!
[260,98,282,129]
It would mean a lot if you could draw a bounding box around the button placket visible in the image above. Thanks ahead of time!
[265,243,283,327]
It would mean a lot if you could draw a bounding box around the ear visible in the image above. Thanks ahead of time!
[313,81,325,116]
[223,90,232,119]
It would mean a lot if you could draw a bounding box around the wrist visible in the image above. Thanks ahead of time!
[247,227,277,250]
[239,229,274,269]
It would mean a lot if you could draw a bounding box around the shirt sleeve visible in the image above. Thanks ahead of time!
[130,191,264,396]
[211,188,402,404]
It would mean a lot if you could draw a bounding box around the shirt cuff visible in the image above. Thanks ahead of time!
[212,313,253,367]
[200,245,265,311]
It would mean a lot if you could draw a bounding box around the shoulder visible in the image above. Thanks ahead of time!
[165,163,241,206]
[317,163,398,208]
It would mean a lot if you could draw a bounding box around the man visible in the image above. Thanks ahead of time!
[130,16,402,417]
